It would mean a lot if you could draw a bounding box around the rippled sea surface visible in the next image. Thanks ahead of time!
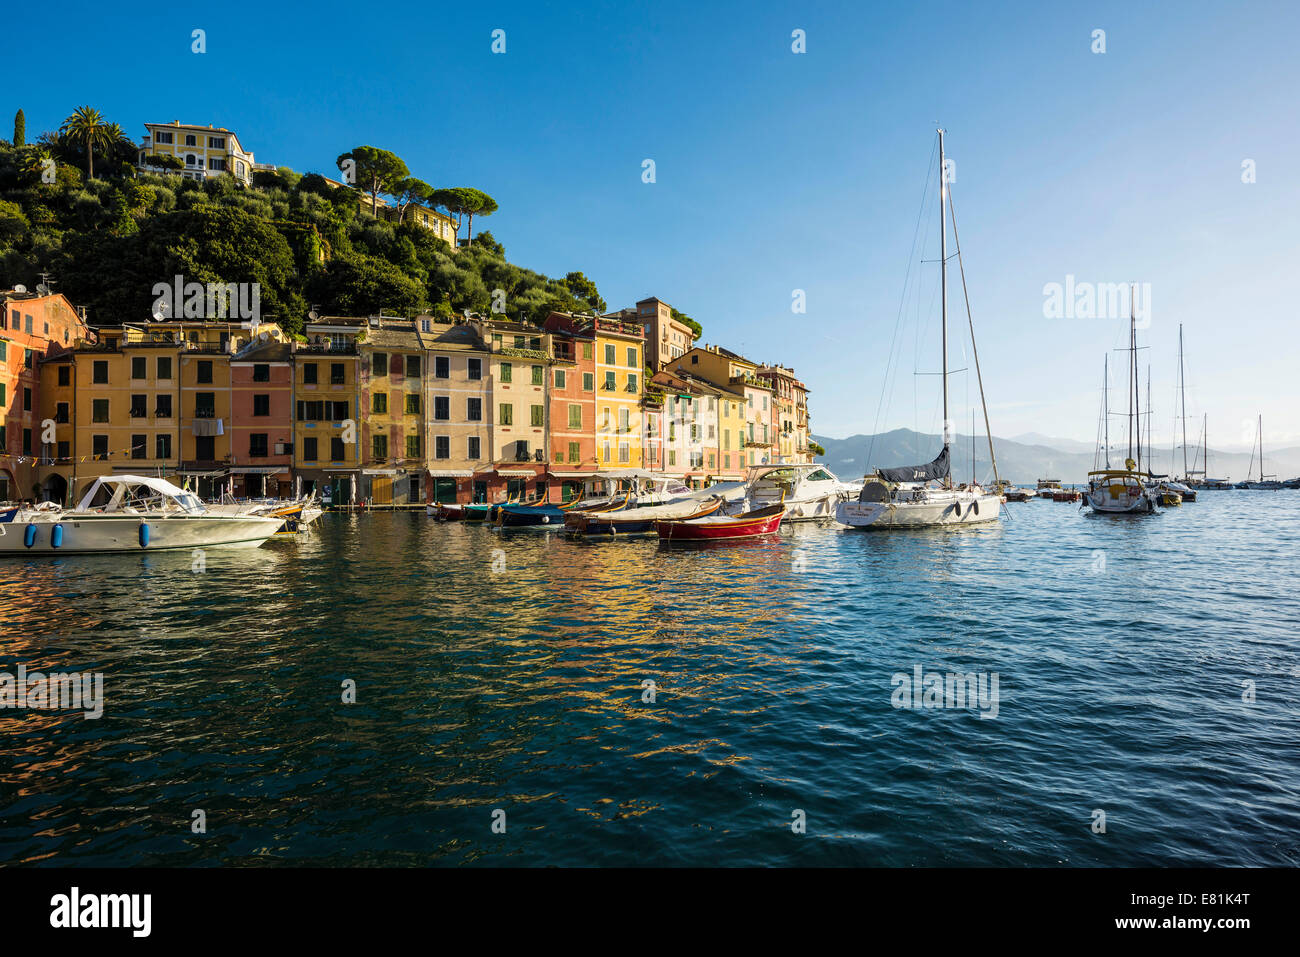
[1,491,1298,867]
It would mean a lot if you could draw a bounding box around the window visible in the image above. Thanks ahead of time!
[195,392,216,418]
[499,404,513,426]
[132,356,147,379]
[130,394,147,418]
[514,335,525,349]
[499,362,512,383]
[467,397,482,421]
[371,353,387,377]
[604,344,615,364]
[93,360,108,384]
[406,434,421,458]
[128,435,147,460]
[669,451,676,467]
[434,396,449,420]
[208,136,225,149]
[405,355,421,378]
[303,437,318,460]
[568,404,582,429]
[92,399,109,423]
[23,387,31,412]
[55,402,70,423]
[531,365,543,386]
[157,356,173,380]
[253,364,270,382]
[156,434,172,459]
[604,371,615,391]
[467,436,481,459]
[249,434,268,458]
[583,373,594,392]
[155,131,173,144]
[582,342,592,360]
[627,347,637,367]
[372,435,388,460]
[156,394,173,418]
[467,358,482,380]
[555,369,566,389]
[59,365,71,386]
[435,356,449,378]
[531,405,544,427]
[372,392,387,414]
[435,436,450,459]
[195,360,212,384]
[328,400,348,420]
[209,158,226,171]
[404,393,421,415]
[24,315,32,333]
[330,437,345,460]
[92,435,108,459]
[627,373,638,393]
[184,134,197,146]
[568,442,579,463]
[619,442,630,463]
[619,408,629,433]
[253,394,270,416]
[331,363,345,385]
[303,362,318,384]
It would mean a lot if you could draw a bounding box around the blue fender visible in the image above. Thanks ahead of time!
[51,524,64,548]
[24,524,38,548]
[138,522,150,547]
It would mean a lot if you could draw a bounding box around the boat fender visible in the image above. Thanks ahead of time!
[541,515,550,524]
[139,522,150,548]
[24,523,38,548]
[52,524,64,548]
[972,499,979,515]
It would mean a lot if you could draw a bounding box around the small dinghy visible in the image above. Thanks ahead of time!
[656,503,786,542]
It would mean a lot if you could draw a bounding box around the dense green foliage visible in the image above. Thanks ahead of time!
[0,114,644,337]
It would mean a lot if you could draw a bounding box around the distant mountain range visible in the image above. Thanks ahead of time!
[813,429,1300,485]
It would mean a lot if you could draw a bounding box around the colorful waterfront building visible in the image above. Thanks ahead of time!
[542,312,598,502]
[604,296,695,374]
[419,318,493,505]
[472,318,553,503]
[230,337,295,498]
[2,291,88,502]
[666,344,773,480]
[355,316,427,506]
[592,314,645,472]
[756,364,812,464]
[644,369,719,487]
[294,318,363,505]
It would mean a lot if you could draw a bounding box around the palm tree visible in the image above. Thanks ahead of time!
[59,106,114,179]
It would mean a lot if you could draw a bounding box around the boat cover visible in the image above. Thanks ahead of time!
[876,447,950,483]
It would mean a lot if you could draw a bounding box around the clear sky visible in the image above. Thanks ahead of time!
[9,0,1299,448]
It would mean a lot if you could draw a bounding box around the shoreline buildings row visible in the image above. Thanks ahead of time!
[1,291,813,506]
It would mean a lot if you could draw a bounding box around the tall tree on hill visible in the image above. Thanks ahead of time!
[464,188,497,247]
[431,187,475,244]
[59,105,114,179]
[336,146,409,216]
[13,109,25,147]
[391,177,434,225]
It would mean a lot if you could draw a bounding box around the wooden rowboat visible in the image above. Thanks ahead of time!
[656,503,786,541]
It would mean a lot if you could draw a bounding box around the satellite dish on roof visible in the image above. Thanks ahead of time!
[308,310,318,321]
[13,284,26,294]
[36,284,49,296]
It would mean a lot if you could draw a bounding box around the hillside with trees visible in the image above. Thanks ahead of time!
[0,107,633,337]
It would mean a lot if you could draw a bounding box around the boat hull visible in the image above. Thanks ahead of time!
[0,513,283,555]
[835,491,1001,529]
[657,505,785,541]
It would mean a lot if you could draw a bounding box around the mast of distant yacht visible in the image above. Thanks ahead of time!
[938,128,950,486]
[1178,324,1189,479]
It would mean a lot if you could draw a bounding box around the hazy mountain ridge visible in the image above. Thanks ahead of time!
[813,429,1300,485]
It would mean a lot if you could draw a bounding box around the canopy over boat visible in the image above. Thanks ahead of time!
[74,475,205,514]
[875,447,950,484]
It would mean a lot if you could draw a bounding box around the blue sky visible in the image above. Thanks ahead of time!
[9,0,1299,447]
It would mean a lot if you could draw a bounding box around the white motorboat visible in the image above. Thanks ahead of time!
[739,464,859,521]
[1085,467,1158,514]
[0,475,285,555]
[836,129,1002,530]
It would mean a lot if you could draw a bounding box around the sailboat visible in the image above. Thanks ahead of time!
[1083,290,1160,515]
[836,129,1002,529]
[1237,416,1282,489]
[1160,324,1197,501]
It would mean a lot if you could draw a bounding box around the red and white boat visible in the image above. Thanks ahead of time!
[656,503,786,542]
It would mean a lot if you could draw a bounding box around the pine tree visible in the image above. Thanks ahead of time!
[13,109,25,147]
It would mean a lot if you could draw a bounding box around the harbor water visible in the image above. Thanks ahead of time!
[1,492,1297,866]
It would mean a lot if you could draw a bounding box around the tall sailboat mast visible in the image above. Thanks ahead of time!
[1103,354,1110,468]
[938,128,950,485]
[1178,324,1189,478]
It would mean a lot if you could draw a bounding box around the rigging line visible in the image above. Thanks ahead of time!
[868,134,938,470]
[945,181,1000,488]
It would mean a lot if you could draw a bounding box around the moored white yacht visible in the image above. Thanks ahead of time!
[738,463,859,521]
[0,475,285,555]
[835,129,1002,530]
